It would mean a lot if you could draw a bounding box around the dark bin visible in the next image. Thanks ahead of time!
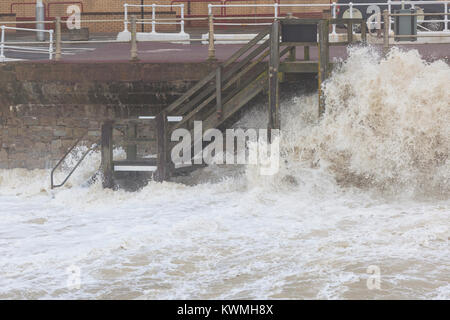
[281,23,317,43]
[394,8,417,41]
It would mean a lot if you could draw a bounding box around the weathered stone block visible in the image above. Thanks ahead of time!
[23,116,39,126]
[88,130,100,137]
[54,128,67,137]
[0,149,7,161]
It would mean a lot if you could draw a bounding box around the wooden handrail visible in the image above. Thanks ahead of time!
[222,27,270,68]
[171,45,291,131]
[165,27,271,116]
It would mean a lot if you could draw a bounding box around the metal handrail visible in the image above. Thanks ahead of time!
[207,1,450,33]
[50,131,99,189]
[0,2,448,62]
[0,25,53,61]
[123,3,186,33]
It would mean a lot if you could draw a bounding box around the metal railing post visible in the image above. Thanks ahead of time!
[152,3,156,33]
[49,29,54,60]
[383,10,389,56]
[445,2,448,32]
[55,17,62,61]
[274,3,279,20]
[180,4,185,34]
[124,3,129,32]
[332,2,337,35]
[387,0,392,34]
[36,0,45,41]
[208,14,216,60]
[0,26,5,62]
[130,15,138,61]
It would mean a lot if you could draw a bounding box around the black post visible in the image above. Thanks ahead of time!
[216,66,222,118]
[155,112,168,182]
[126,122,137,161]
[304,46,310,61]
[318,19,330,117]
[101,121,114,189]
[361,20,367,44]
[347,21,353,44]
[268,20,280,140]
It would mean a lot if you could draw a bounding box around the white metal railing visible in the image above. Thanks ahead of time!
[208,1,450,34]
[123,3,185,34]
[0,26,53,62]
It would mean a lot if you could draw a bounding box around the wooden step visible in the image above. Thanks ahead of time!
[279,61,319,73]
[113,159,157,172]
[121,138,156,145]
[279,61,335,73]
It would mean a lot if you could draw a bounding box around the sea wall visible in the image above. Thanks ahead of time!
[0,61,216,169]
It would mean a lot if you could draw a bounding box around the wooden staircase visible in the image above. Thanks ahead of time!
[51,18,365,190]
[98,21,329,189]
[159,27,293,177]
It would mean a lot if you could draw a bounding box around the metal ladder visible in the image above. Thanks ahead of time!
[50,131,99,189]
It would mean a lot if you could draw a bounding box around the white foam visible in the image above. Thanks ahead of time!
[0,46,449,299]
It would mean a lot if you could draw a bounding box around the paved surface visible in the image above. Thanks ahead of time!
[68,42,450,63]
[2,32,449,63]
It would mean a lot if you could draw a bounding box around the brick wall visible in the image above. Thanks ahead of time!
[1,0,334,33]
[0,14,16,33]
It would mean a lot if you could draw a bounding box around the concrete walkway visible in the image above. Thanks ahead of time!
[2,31,448,63]
[59,41,449,63]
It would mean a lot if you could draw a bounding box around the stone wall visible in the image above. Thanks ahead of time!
[0,61,216,169]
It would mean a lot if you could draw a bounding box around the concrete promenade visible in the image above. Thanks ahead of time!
[2,33,449,63]
[57,41,448,63]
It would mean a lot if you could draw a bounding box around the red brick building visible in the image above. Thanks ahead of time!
[1,0,332,33]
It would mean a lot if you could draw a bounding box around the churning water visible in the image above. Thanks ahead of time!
[0,46,449,299]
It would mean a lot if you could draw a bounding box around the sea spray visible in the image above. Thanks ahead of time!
[0,46,449,200]
[262,46,450,198]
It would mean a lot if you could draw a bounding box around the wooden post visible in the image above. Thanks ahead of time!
[347,21,353,44]
[383,10,390,56]
[55,17,62,61]
[130,15,138,61]
[304,46,310,61]
[101,121,114,189]
[216,66,222,118]
[126,122,137,161]
[155,112,168,182]
[268,20,280,138]
[288,46,296,61]
[208,14,216,61]
[361,19,367,44]
[318,19,330,117]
